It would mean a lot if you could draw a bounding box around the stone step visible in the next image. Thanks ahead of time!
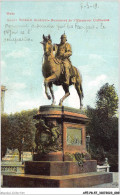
[25,160,97,176]
[3,172,113,188]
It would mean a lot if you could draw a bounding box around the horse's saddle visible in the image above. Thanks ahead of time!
[53,57,64,74]
[53,57,75,77]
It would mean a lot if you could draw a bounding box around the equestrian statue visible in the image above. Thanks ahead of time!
[40,33,84,109]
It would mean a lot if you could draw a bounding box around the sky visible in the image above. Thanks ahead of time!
[1,0,119,114]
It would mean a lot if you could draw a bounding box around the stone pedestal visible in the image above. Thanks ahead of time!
[3,106,113,188]
[33,105,89,160]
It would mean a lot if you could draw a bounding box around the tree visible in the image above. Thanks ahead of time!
[96,83,118,117]
[86,83,118,171]
[1,109,38,161]
[1,114,9,158]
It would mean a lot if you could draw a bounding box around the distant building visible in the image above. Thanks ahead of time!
[1,86,7,114]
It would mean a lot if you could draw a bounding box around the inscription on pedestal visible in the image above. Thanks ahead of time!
[67,127,82,145]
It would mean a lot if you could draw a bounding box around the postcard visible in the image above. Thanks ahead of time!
[1,0,119,194]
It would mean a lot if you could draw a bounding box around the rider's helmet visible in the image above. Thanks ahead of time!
[61,32,67,41]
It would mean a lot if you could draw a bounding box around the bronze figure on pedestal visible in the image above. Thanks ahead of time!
[40,34,84,109]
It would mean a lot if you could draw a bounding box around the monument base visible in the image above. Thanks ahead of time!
[3,106,113,187]
[3,172,113,188]
[25,160,97,176]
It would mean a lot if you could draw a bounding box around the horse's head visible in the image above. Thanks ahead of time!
[40,34,52,56]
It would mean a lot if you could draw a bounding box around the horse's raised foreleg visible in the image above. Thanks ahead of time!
[49,83,56,105]
[59,84,70,106]
[44,74,57,101]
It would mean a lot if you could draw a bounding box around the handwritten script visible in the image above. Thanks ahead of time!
[3,17,109,43]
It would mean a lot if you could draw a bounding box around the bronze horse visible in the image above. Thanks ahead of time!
[40,34,84,109]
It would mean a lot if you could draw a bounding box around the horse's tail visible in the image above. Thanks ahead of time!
[74,67,84,99]
[80,83,84,99]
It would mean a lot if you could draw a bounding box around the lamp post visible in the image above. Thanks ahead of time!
[21,137,24,164]
[86,134,90,152]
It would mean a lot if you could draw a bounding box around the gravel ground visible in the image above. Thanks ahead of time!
[91,182,119,188]
[91,172,119,188]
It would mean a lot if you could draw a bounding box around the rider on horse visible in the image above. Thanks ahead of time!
[54,33,76,85]
[41,34,84,108]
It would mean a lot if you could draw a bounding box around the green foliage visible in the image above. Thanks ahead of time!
[65,152,91,162]
[96,83,118,117]
[74,153,85,166]
[64,152,76,161]
[107,149,118,172]
[1,109,38,159]
[86,83,118,171]
[1,114,9,158]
